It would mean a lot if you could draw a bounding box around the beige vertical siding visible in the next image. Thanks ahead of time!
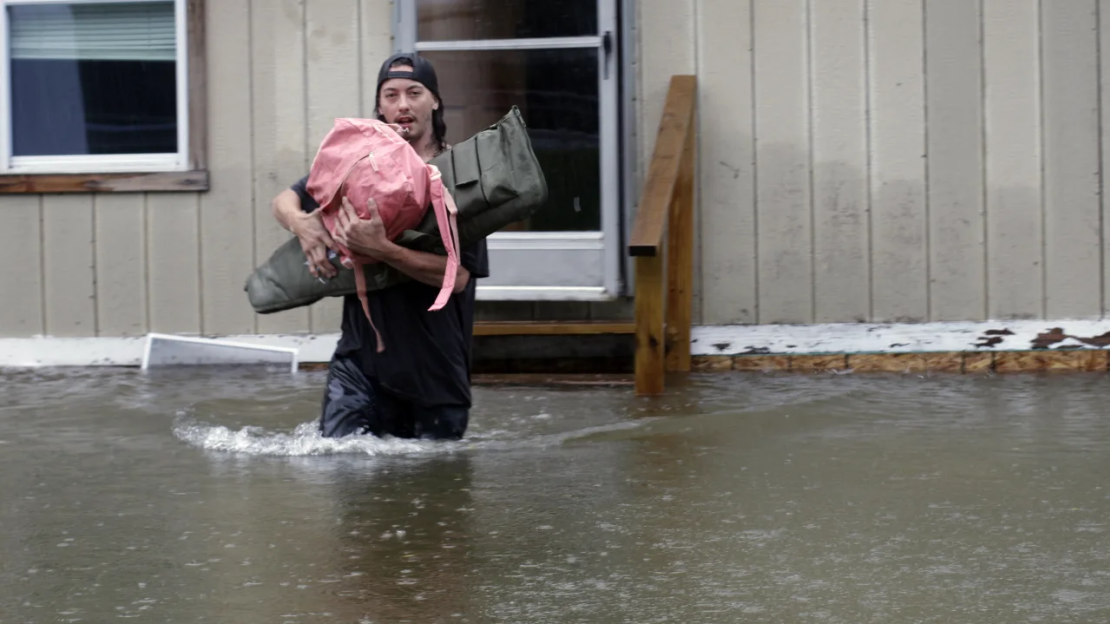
[0,197,43,335]
[983,0,1043,320]
[1042,0,1101,319]
[810,0,869,324]
[201,0,256,336]
[691,0,1109,324]
[753,0,812,324]
[1103,0,1110,316]
[94,195,147,336]
[42,196,97,336]
[925,0,986,322]
[5,0,1110,341]
[146,194,202,334]
[869,0,928,323]
[696,0,756,326]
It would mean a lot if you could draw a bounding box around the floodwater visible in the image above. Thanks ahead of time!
[1,367,1108,624]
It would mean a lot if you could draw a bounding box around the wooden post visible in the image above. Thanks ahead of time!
[628,75,697,396]
[634,254,666,395]
[665,104,696,372]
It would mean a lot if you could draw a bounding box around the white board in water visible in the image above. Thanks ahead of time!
[141,333,299,373]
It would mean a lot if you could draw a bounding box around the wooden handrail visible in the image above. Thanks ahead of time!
[629,75,697,396]
[628,75,698,257]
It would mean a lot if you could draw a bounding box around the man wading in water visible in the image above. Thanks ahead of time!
[270,53,489,441]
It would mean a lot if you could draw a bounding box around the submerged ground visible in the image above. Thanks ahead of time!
[1,367,1108,623]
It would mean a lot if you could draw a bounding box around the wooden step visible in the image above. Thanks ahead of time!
[472,321,635,337]
[472,373,634,386]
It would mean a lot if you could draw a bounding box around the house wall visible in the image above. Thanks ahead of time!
[0,0,1106,341]
[683,0,1107,325]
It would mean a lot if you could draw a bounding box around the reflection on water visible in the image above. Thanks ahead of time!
[1,367,1109,622]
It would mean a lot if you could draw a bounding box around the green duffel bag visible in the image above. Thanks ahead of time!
[244,106,548,314]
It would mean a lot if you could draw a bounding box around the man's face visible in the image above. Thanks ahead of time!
[378,65,437,143]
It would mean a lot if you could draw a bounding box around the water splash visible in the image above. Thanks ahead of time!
[171,411,651,457]
[171,415,440,457]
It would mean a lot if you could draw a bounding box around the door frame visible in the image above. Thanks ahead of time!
[392,0,629,302]
[618,0,639,299]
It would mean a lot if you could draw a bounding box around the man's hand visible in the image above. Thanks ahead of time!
[333,196,400,262]
[271,188,338,279]
[292,209,339,279]
[332,194,472,295]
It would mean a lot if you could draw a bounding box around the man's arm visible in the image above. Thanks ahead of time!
[376,244,472,294]
[271,188,304,231]
[331,196,471,293]
[271,183,338,279]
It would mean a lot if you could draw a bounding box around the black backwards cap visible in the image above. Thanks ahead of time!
[376,52,441,102]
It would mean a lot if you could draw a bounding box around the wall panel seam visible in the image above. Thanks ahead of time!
[750,0,760,323]
[143,193,151,332]
[979,0,989,320]
[1099,0,1107,317]
[921,0,932,321]
[694,0,704,326]
[38,195,45,334]
[92,197,100,336]
[303,0,313,332]
[1038,0,1047,318]
[195,193,204,335]
[805,0,816,324]
[861,0,870,319]
[248,0,258,335]
[358,0,364,116]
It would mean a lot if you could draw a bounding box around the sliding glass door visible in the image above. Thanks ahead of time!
[396,0,621,301]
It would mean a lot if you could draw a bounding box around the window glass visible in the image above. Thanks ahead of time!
[421,48,601,232]
[8,2,178,157]
[417,0,597,41]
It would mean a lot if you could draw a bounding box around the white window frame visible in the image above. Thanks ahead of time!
[0,0,190,175]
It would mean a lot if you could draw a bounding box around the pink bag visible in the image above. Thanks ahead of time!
[305,117,461,352]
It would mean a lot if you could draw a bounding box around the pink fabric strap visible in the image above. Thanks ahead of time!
[352,267,384,353]
[324,162,461,354]
[426,164,461,312]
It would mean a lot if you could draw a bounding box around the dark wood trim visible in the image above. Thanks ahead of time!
[187,0,207,171]
[1,0,208,194]
[472,374,634,386]
[473,321,635,336]
[0,171,210,194]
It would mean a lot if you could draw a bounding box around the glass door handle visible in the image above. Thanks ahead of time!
[602,30,613,79]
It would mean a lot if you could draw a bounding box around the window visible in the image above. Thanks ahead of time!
[0,0,207,193]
